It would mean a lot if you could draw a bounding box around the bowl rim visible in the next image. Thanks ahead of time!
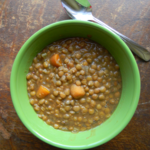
[10,20,140,149]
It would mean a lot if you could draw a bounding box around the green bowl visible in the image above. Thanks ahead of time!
[10,20,140,149]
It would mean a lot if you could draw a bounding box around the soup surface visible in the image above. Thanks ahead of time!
[26,37,122,132]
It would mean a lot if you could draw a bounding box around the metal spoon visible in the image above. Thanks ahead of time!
[61,0,150,61]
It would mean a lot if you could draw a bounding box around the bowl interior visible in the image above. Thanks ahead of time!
[10,20,140,149]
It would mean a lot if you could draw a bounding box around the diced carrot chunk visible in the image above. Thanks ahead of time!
[36,85,50,98]
[50,54,62,67]
[70,84,85,99]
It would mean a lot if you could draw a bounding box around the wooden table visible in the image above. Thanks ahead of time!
[0,0,150,149]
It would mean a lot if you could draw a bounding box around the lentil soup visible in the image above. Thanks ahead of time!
[26,37,122,132]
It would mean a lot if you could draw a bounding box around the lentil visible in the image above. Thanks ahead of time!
[27,37,122,132]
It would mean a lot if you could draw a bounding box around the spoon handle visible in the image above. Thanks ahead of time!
[92,16,150,61]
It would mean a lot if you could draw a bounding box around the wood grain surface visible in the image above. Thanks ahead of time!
[0,0,150,149]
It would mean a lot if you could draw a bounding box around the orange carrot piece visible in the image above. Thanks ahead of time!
[50,54,62,67]
[70,84,85,99]
[36,85,50,98]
